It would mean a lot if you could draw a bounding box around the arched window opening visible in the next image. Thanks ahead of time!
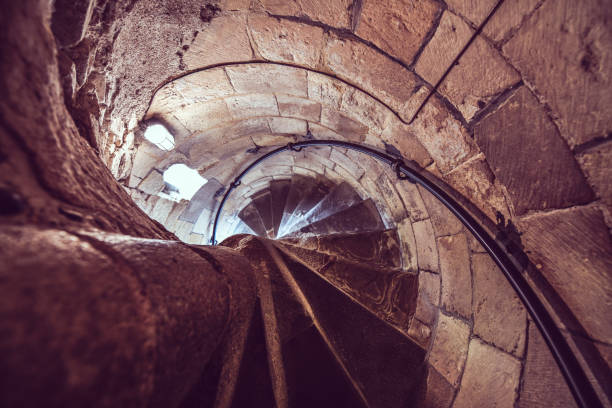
[144,123,175,151]
[163,164,207,201]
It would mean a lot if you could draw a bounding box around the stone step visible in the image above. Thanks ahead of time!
[283,182,362,234]
[278,182,330,237]
[288,198,385,237]
[250,190,274,237]
[269,180,291,238]
[279,229,402,268]
[238,202,268,237]
[279,175,312,229]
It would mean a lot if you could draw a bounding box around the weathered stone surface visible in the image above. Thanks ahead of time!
[410,95,475,173]
[51,0,95,47]
[415,11,473,85]
[184,14,252,69]
[377,172,407,222]
[576,139,612,206]
[173,99,232,132]
[395,182,429,222]
[415,367,455,408]
[440,35,520,121]
[518,322,578,408]
[277,94,322,122]
[321,35,424,121]
[307,71,350,109]
[472,253,526,356]
[169,68,234,104]
[444,0,496,26]
[397,218,418,272]
[429,313,470,386]
[339,88,393,137]
[356,0,441,64]
[475,87,593,215]
[418,185,463,237]
[267,117,307,135]
[485,0,540,43]
[226,64,308,97]
[149,196,175,225]
[138,170,164,195]
[503,0,612,147]
[256,0,353,28]
[415,271,440,324]
[444,154,511,221]
[453,339,521,408]
[413,219,439,272]
[517,206,612,343]
[320,107,368,142]
[248,15,324,67]
[225,94,279,120]
[438,233,472,319]
[408,318,432,347]
[380,120,433,168]
[329,148,365,180]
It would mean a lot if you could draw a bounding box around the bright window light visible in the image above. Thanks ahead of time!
[163,164,207,200]
[144,123,175,151]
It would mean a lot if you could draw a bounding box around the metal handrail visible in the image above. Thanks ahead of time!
[210,139,602,408]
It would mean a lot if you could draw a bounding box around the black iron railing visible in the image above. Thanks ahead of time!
[210,140,602,408]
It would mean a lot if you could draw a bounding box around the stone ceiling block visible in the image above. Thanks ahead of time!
[173,99,232,132]
[276,94,322,122]
[339,88,393,136]
[438,233,472,319]
[418,185,463,237]
[356,0,441,65]
[576,139,612,206]
[170,68,234,104]
[184,14,252,69]
[397,218,418,272]
[225,64,308,97]
[138,170,164,195]
[248,15,324,68]
[267,117,307,135]
[380,119,433,168]
[395,182,429,223]
[503,0,612,147]
[413,219,439,272]
[415,11,473,85]
[307,71,350,110]
[256,0,353,29]
[322,35,424,121]
[453,339,521,408]
[225,93,280,120]
[484,0,540,43]
[415,270,440,324]
[517,206,612,344]
[320,107,368,142]
[475,86,594,215]
[429,313,470,386]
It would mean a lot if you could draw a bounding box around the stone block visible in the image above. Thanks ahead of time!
[184,14,252,69]
[409,95,475,173]
[518,321,578,407]
[225,64,308,97]
[307,122,344,140]
[444,0,496,26]
[395,182,429,222]
[320,107,368,142]
[339,88,393,138]
[415,11,473,85]
[475,86,594,215]
[397,219,418,272]
[131,147,162,179]
[440,35,520,121]
[408,318,432,348]
[503,0,612,147]
[576,139,612,206]
[472,253,526,356]
[329,148,365,179]
[443,154,510,221]
[170,68,234,104]
[438,233,472,319]
[277,95,321,122]
[380,119,433,168]
[256,0,353,28]
[356,0,441,65]
[307,71,350,109]
[267,117,307,135]
[418,185,463,237]
[413,219,439,272]
[415,271,440,324]
[248,15,324,68]
[517,206,612,343]
[138,170,164,195]
[415,367,455,408]
[429,313,470,386]
[174,99,232,132]
[321,35,424,121]
[149,197,175,225]
[453,339,521,408]
[225,94,279,120]
[484,0,540,43]
[377,172,407,222]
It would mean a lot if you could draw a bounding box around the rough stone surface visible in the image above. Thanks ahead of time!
[418,185,463,237]
[415,367,455,408]
[408,318,432,348]
[415,271,440,324]
[277,94,322,122]
[518,321,578,408]
[410,95,475,173]
[256,0,353,29]
[226,64,308,97]
[226,94,280,120]
[453,339,521,408]
[380,120,433,168]
[576,139,612,206]
[395,182,429,222]
[413,219,439,272]
[475,87,594,215]
[440,35,520,121]
[415,11,473,85]
[485,0,541,43]
[248,15,324,67]
[438,233,472,319]
[356,0,441,65]
[184,14,252,69]
[397,218,418,272]
[517,206,612,343]
[429,313,470,386]
[503,0,612,147]
[321,35,424,121]
[320,107,368,142]
[472,253,526,356]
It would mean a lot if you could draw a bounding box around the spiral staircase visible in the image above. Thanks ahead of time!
[176,176,438,408]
